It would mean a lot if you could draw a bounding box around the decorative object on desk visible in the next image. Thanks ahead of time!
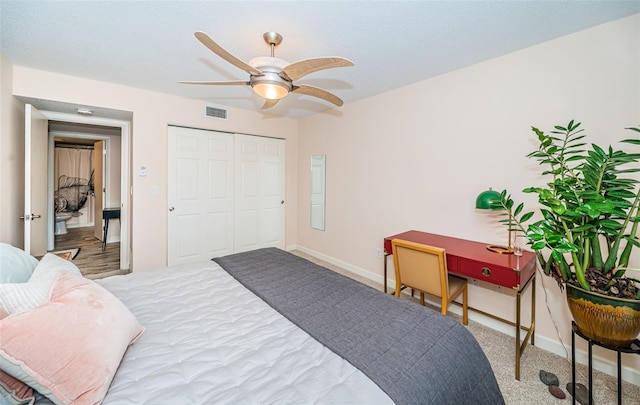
[497,120,640,347]
[475,187,516,254]
[513,234,525,257]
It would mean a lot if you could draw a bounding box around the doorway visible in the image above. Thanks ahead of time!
[49,125,121,268]
[40,109,130,270]
[21,100,131,271]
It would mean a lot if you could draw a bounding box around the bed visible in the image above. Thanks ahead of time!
[1,247,504,405]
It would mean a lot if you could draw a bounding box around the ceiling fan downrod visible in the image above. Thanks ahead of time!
[263,32,282,57]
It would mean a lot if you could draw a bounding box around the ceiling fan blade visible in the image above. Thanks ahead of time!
[292,84,344,106]
[261,99,280,109]
[178,80,249,86]
[194,31,262,75]
[281,57,354,81]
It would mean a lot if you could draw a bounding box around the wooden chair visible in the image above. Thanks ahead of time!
[391,239,468,325]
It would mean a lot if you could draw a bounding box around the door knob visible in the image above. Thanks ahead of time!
[169,207,175,212]
[281,200,284,204]
[18,214,41,221]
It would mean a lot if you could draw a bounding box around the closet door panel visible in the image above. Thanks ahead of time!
[168,127,234,265]
[234,134,285,253]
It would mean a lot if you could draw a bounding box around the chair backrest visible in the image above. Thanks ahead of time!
[392,239,448,298]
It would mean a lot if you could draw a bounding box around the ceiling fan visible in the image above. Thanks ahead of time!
[180,31,354,109]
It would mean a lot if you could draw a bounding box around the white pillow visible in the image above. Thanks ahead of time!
[29,253,82,283]
[0,253,82,315]
[0,244,38,284]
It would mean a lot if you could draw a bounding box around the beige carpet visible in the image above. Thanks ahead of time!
[291,250,640,405]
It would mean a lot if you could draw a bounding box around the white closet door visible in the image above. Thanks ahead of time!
[234,134,285,253]
[168,127,234,265]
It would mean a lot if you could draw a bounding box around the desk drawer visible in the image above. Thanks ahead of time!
[457,257,520,289]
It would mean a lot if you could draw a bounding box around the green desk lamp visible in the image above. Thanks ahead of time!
[475,188,514,254]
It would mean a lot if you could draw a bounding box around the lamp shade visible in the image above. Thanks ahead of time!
[252,82,289,100]
[475,188,502,210]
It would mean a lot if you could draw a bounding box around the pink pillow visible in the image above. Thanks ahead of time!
[0,370,34,405]
[0,271,144,405]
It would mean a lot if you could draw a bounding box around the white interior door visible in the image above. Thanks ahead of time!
[24,104,48,256]
[234,134,285,253]
[167,126,234,265]
[93,140,104,241]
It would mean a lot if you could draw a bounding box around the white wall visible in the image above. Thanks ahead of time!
[7,64,299,272]
[297,14,640,382]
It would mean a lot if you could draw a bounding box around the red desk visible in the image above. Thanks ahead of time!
[384,230,536,380]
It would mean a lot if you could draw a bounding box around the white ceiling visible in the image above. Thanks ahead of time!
[2,1,639,119]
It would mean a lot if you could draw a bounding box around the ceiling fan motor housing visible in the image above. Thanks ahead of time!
[249,57,292,100]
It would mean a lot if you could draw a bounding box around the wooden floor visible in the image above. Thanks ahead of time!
[53,226,129,279]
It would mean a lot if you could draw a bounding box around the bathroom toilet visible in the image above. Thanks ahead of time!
[54,212,73,235]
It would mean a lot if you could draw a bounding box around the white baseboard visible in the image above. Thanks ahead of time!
[289,245,640,387]
[288,245,387,285]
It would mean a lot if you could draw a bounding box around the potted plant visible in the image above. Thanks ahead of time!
[497,120,640,347]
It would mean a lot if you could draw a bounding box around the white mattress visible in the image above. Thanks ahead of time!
[38,261,393,404]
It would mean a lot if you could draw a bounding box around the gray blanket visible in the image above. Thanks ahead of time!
[214,248,505,405]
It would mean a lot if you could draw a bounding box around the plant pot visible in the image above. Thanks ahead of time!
[565,283,640,348]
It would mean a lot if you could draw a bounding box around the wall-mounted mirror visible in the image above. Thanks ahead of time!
[310,155,326,231]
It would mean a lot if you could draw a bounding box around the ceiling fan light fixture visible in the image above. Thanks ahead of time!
[250,70,291,100]
[252,82,289,100]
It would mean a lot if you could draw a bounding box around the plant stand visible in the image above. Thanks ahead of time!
[571,321,640,405]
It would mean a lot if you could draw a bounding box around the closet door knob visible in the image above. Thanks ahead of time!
[169,207,175,212]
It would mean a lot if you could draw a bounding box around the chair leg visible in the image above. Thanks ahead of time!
[441,297,447,316]
[462,286,469,325]
[420,292,425,306]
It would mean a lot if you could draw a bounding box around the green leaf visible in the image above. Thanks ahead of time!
[554,242,579,254]
[519,212,534,222]
[546,234,563,244]
[513,203,524,217]
[531,241,547,250]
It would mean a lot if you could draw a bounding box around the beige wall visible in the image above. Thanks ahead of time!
[6,65,299,271]
[297,14,640,381]
[0,53,26,247]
